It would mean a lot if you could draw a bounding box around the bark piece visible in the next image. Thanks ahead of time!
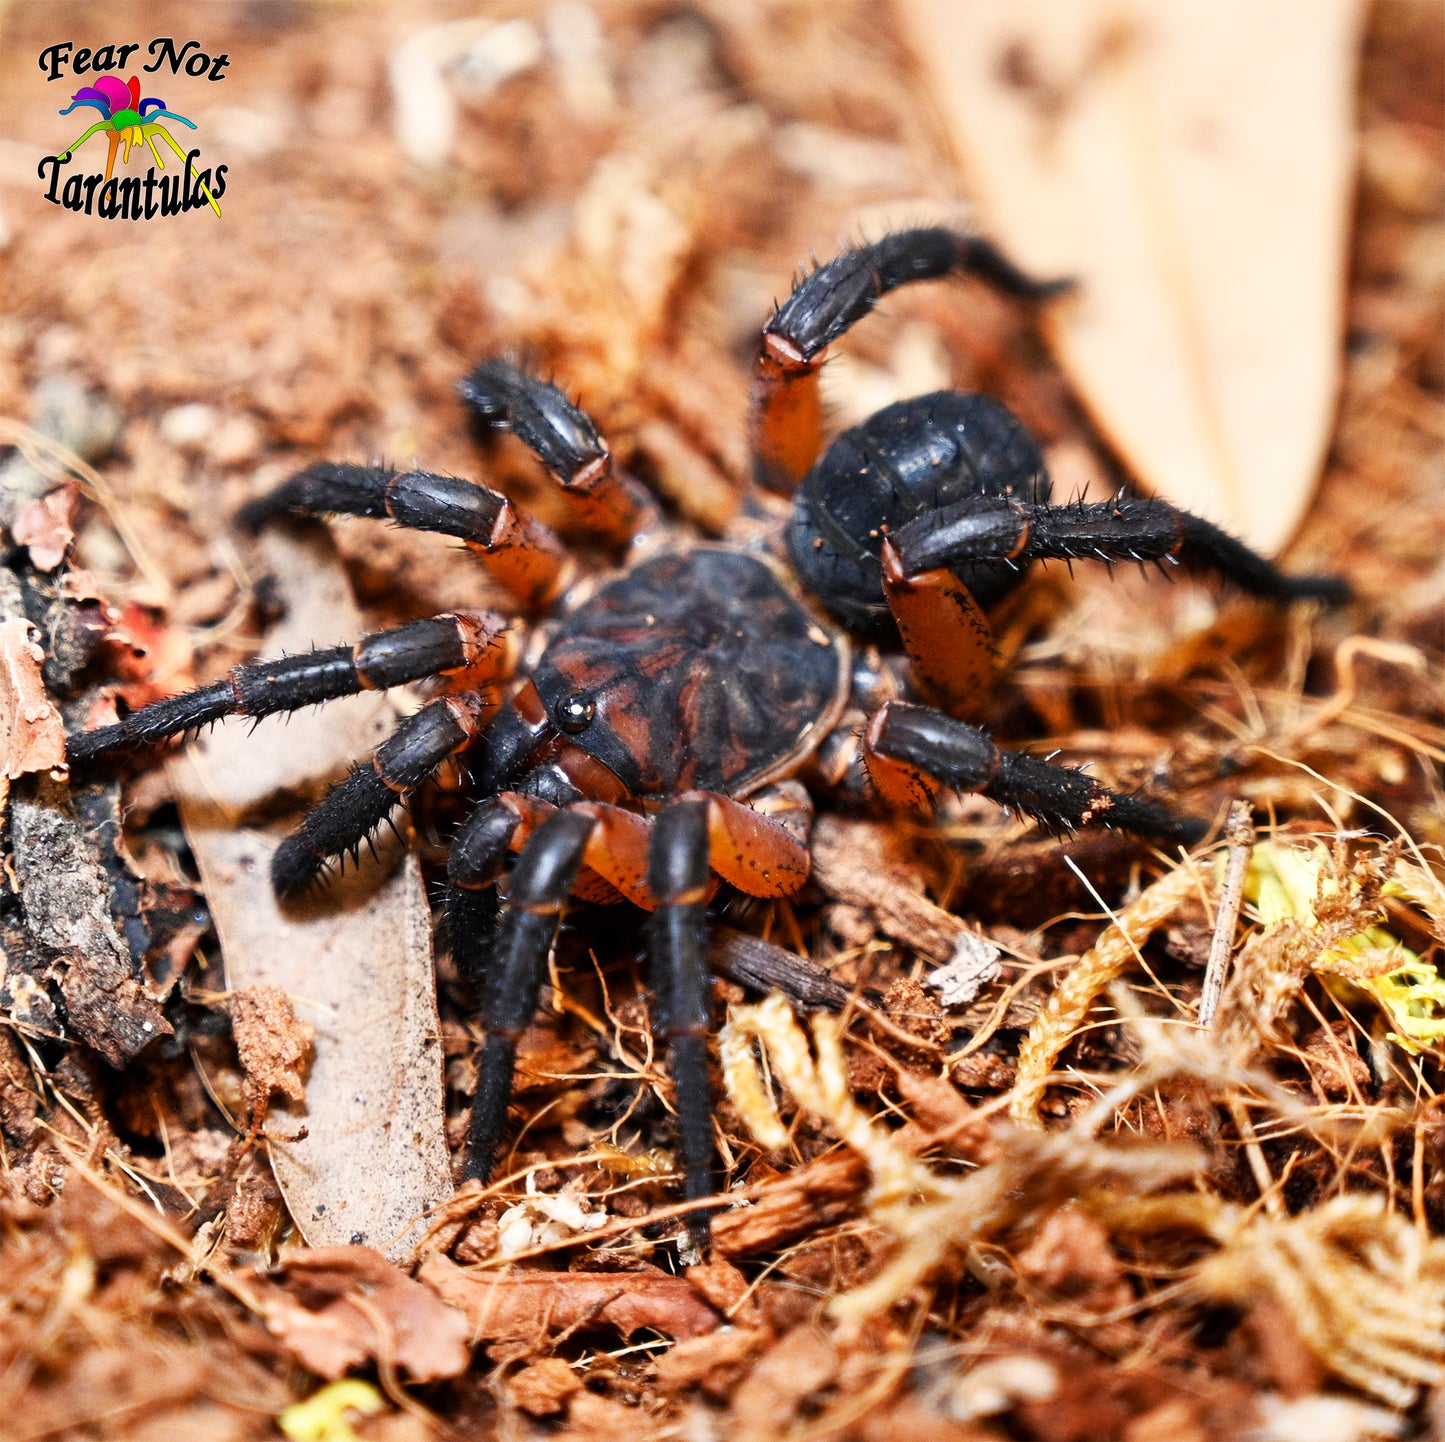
[418,1253,721,1342]
[10,774,170,1064]
[508,1358,582,1417]
[810,815,965,962]
[711,1150,870,1259]
[731,1324,840,1442]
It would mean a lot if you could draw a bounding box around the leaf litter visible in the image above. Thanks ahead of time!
[0,1,1440,1438]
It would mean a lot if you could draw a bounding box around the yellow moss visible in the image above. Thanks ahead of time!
[279,1381,386,1442]
[1244,841,1445,1051]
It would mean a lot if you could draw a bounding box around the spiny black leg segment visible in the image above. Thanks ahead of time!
[460,359,659,545]
[67,613,499,767]
[239,462,507,544]
[755,229,1068,495]
[646,799,716,1229]
[68,683,236,766]
[765,228,1069,364]
[445,800,523,994]
[271,693,488,898]
[892,496,1350,604]
[461,360,609,484]
[239,461,570,608]
[870,702,1208,847]
[465,808,596,1183]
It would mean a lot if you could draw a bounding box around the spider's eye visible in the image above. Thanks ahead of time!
[556,692,596,734]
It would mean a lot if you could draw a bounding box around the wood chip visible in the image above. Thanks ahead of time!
[809,815,966,962]
[508,1357,582,1417]
[711,1150,869,1259]
[730,1323,840,1441]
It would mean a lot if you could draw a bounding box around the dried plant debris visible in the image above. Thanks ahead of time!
[0,1,1439,1437]
[261,1246,471,1384]
[419,1253,722,1345]
[230,985,315,1121]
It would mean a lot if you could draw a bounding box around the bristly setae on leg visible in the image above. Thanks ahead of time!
[68,227,1349,1232]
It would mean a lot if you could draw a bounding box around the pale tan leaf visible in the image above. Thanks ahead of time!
[171,524,452,1259]
[896,0,1364,553]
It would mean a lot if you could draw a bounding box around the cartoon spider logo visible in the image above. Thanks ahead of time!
[56,73,220,216]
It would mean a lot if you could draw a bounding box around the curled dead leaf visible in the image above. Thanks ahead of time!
[897,0,1364,553]
[172,527,451,1260]
[12,484,78,571]
[418,1253,721,1342]
[263,1245,471,1383]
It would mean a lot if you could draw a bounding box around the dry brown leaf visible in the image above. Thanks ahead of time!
[0,616,66,781]
[12,483,78,571]
[897,0,1364,553]
[731,1324,841,1441]
[170,524,451,1258]
[262,1245,471,1383]
[418,1253,721,1342]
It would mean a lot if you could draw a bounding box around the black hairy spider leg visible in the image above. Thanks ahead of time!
[464,807,596,1183]
[67,612,504,766]
[444,799,524,994]
[752,228,1068,494]
[892,495,1351,604]
[271,692,490,898]
[767,229,1069,363]
[459,359,660,546]
[864,700,1209,847]
[646,798,716,1236]
[238,461,574,608]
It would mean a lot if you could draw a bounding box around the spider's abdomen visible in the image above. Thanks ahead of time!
[786,392,1051,630]
[531,548,847,798]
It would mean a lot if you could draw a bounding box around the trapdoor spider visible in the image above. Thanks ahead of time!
[70,229,1347,1228]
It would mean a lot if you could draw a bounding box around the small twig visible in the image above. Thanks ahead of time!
[1199,801,1254,1028]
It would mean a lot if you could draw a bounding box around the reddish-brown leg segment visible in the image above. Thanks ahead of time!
[881,538,996,719]
[688,790,812,898]
[750,336,827,497]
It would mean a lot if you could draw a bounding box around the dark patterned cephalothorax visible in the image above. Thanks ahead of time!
[70,229,1348,1234]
